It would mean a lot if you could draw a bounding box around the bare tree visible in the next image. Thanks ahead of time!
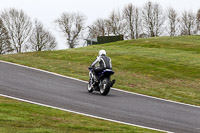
[88,25,98,39]
[93,18,107,36]
[196,9,200,34]
[105,19,112,36]
[181,10,196,35]
[142,1,165,37]
[123,3,141,39]
[0,18,13,54]
[134,8,141,39]
[167,7,180,36]
[55,12,86,48]
[29,20,57,51]
[89,18,113,38]
[123,3,135,39]
[109,10,124,35]
[1,8,32,53]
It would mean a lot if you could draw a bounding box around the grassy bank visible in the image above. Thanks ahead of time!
[0,36,200,106]
[0,96,161,133]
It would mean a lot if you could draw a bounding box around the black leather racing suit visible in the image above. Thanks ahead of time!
[90,55,112,80]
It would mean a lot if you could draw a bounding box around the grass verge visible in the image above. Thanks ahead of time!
[0,96,162,133]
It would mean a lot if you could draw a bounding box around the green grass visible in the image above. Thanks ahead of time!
[0,36,200,106]
[0,96,161,133]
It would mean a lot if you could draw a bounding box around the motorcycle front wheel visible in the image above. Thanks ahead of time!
[87,75,94,93]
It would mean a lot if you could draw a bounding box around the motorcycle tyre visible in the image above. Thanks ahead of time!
[87,80,94,93]
[100,77,111,96]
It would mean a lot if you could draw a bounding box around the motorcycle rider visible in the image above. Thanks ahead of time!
[90,50,112,83]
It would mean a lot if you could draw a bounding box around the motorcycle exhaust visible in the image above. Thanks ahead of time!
[111,79,116,87]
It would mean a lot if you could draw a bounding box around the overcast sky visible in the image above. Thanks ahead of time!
[0,0,199,49]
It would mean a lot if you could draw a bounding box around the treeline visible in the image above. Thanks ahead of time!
[0,8,57,54]
[89,1,200,40]
[0,1,200,54]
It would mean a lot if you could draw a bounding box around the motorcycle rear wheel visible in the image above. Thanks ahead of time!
[100,77,111,96]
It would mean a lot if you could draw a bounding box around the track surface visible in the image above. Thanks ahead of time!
[0,61,200,133]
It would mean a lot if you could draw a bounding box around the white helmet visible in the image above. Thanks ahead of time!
[99,49,106,56]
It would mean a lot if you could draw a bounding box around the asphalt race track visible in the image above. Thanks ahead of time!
[0,61,200,133]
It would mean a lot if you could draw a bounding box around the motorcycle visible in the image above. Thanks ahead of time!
[87,67,115,95]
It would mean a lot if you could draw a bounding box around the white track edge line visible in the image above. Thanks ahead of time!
[0,94,171,133]
[0,59,200,109]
